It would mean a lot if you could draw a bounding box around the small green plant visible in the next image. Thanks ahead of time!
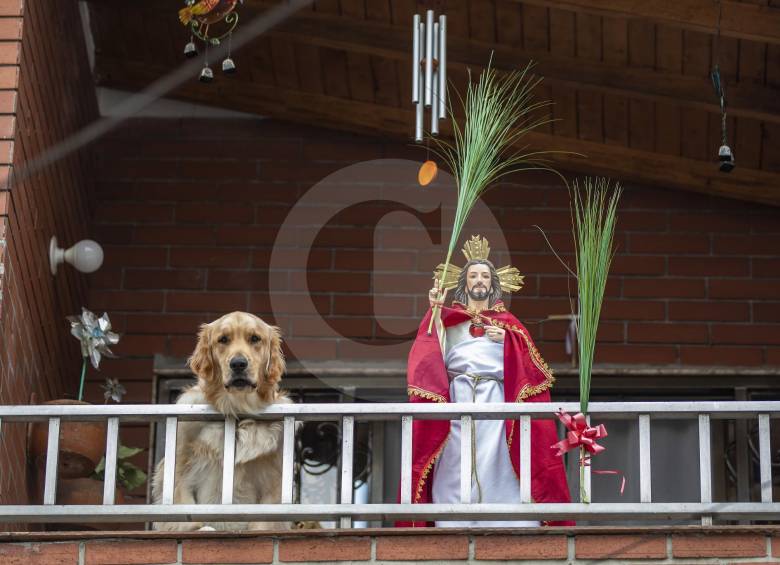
[92,445,148,492]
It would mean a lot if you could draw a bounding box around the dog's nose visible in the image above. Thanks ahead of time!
[230,356,248,372]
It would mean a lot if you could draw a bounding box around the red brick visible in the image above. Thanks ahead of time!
[623,278,705,298]
[0,542,78,565]
[668,256,749,277]
[714,234,780,255]
[278,537,371,562]
[628,322,708,343]
[85,539,178,564]
[630,233,710,254]
[709,279,780,299]
[753,258,780,278]
[474,534,568,560]
[711,324,780,345]
[375,534,468,560]
[0,90,15,112]
[0,19,20,42]
[680,345,764,366]
[215,226,278,246]
[167,291,247,313]
[598,344,678,364]
[753,302,780,322]
[133,226,216,246]
[124,313,208,334]
[172,247,251,268]
[669,301,750,322]
[177,202,254,224]
[601,299,666,321]
[0,0,22,16]
[773,535,780,557]
[283,337,338,359]
[125,269,205,290]
[0,66,18,88]
[95,203,174,224]
[0,115,14,138]
[207,270,268,291]
[103,246,168,268]
[672,533,765,558]
[612,255,666,275]
[575,534,666,559]
[182,538,273,564]
[89,290,165,312]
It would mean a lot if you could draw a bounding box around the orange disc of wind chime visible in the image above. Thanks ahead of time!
[179,0,241,83]
[413,10,447,186]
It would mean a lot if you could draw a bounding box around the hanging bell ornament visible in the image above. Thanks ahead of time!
[199,66,214,83]
[718,144,735,173]
[183,41,198,58]
[222,57,236,74]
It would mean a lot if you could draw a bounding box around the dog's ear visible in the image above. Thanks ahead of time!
[189,323,213,378]
[266,325,286,387]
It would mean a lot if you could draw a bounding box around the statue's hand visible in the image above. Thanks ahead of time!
[428,287,447,309]
[486,326,505,343]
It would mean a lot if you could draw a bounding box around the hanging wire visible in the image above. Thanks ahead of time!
[710,0,734,171]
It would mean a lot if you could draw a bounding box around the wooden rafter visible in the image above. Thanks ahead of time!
[514,0,780,45]
[256,7,780,125]
[95,57,780,207]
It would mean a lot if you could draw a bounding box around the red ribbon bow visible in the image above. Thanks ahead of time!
[552,409,608,457]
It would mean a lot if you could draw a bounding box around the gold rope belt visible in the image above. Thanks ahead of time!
[461,372,503,503]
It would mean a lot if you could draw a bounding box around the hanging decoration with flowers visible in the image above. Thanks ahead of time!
[179,0,242,83]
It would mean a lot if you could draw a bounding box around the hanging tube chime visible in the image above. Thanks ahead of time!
[413,10,447,142]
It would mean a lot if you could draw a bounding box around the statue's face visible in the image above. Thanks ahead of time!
[466,263,492,302]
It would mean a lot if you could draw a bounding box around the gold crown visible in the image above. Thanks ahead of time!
[433,235,524,294]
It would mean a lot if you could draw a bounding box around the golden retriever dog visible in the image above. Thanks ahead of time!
[151,311,292,531]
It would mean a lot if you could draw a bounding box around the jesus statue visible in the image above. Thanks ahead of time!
[402,235,573,527]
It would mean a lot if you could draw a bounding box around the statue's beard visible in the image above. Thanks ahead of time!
[467,285,489,301]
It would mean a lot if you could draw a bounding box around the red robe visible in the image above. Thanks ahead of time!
[399,301,574,527]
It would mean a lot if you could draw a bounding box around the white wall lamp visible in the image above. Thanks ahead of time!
[49,236,104,276]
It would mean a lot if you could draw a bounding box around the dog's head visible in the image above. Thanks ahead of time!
[189,312,285,405]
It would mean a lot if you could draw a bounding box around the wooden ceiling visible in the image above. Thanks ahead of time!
[87,0,780,206]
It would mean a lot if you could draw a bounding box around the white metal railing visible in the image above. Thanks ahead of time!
[0,401,778,526]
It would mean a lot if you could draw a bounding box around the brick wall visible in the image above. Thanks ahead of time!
[0,527,779,564]
[0,0,98,511]
[87,117,780,406]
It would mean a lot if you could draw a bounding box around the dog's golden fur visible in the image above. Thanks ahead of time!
[151,311,291,531]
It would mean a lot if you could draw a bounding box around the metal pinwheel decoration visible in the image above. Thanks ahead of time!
[68,308,120,401]
[179,0,242,82]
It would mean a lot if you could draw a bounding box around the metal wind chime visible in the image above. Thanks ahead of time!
[412,10,447,185]
[179,0,242,83]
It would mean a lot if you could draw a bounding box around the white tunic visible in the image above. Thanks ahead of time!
[431,320,539,528]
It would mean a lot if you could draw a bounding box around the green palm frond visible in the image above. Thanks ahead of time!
[571,177,622,414]
[428,59,566,330]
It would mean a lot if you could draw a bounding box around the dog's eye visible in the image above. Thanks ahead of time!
[218,335,229,344]
[250,335,260,344]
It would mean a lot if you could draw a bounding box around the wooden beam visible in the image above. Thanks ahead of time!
[514,0,780,45]
[95,56,780,207]
[86,0,780,122]
[256,6,780,124]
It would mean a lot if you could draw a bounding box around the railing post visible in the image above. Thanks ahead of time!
[221,417,236,504]
[698,413,712,525]
[43,417,61,505]
[520,415,531,503]
[582,415,592,502]
[281,416,296,504]
[460,415,473,504]
[102,417,120,505]
[162,416,178,505]
[758,414,773,503]
[639,414,652,503]
[340,415,354,528]
[400,415,413,504]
